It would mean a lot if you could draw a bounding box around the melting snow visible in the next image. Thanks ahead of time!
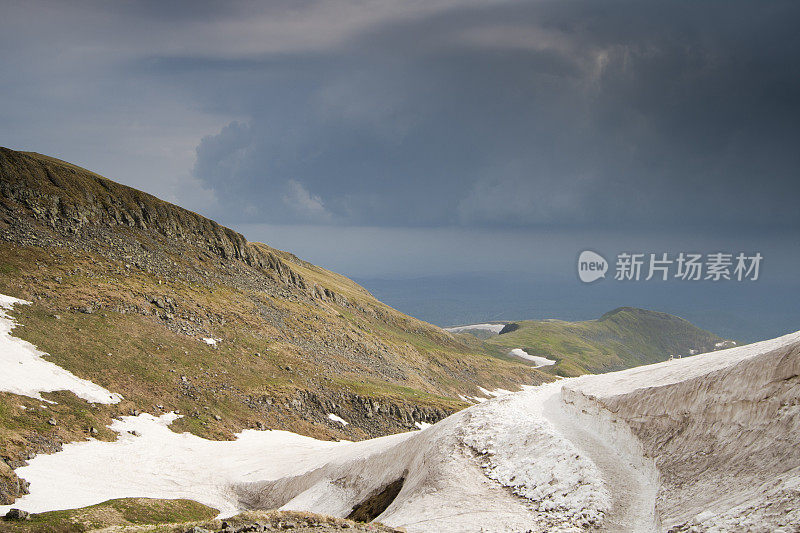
[0,294,122,404]
[461,384,609,527]
[0,411,413,517]
[570,330,800,399]
[509,348,556,368]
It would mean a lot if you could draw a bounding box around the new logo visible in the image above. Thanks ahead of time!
[578,250,608,283]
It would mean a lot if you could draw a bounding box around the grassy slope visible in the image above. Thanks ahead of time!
[0,242,542,440]
[1,504,401,532]
[485,307,726,376]
[0,148,552,500]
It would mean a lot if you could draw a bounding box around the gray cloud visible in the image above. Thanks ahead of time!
[184,0,800,230]
[2,0,799,233]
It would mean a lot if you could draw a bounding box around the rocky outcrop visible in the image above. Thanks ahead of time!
[0,147,347,304]
[498,323,520,335]
[299,390,451,435]
[0,460,29,506]
[0,149,250,261]
[240,389,454,439]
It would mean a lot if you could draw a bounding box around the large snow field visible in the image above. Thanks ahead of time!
[1,384,609,531]
[0,294,122,404]
[1,289,798,532]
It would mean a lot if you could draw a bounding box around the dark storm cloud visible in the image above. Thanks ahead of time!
[2,1,799,231]
[184,0,800,230]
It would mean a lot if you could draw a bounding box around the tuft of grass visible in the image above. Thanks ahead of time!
[0,263,19,275]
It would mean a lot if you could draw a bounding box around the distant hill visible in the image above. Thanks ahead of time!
[481,307,730,376]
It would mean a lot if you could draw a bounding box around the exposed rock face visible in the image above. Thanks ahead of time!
[285,390,451,436]
[0,460,29,505]
[0,430,66,505]
[0,148,249,260]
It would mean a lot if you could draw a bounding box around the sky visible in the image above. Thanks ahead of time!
[1,1,799,337]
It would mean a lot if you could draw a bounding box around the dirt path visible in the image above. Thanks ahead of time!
[542,389,659,532]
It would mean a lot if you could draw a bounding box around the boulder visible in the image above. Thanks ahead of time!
[4,508,31,520]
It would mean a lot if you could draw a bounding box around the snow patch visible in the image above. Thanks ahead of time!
[444,323,506,334]
[279,480,355,517]
[202,337,218,346]
[0,294,122,404]
[478,386,514,397]
[327,413,348,426]
[509,348,556,368]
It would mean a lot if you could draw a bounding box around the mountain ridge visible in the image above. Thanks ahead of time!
[0,147,551,505]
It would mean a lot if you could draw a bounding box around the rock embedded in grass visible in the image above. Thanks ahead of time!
[4,508,30,520]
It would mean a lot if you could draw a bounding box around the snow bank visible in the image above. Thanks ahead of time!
[444,323,506,334]
[0,376,617,531]
[459,386,609,528]
[235,383,610,532]
[563,331,800,531]
[509,348,556,367]
[570,330,800,399]
[0,294,122,404]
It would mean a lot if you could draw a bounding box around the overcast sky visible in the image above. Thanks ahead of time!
[1,0,799,283]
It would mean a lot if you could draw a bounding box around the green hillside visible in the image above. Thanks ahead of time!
[0,147,552,505]
[484,307,729,376]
